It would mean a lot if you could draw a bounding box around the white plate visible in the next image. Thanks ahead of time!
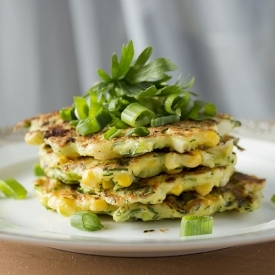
[0,122,275,257]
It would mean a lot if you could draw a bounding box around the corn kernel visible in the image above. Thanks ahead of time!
[195,183,214,196]
[114,174,133,187]
[90,198,109,212]
[203,131,220,147]
[82,170,100,189]
[203,194,220,206]
[164,167,182,174]
[181,150,202,168]
[25,131,44,145]
[165,151,202,170]
[102,179,114,189]
[58,156,68,165]
[164,152,182,170]
[168,184,184,196]
[55,198,76,217]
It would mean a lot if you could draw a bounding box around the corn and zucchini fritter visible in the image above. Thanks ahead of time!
[33,172,265,222]
[38,138,236,191]
[18,111,240,160]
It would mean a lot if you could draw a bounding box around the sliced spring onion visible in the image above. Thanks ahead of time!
[110,116,128,129]
[0,178,27,199]
[33,163,45,176]
[137,96,163,113]
[59,108,75,121]
[70,211,104,232]
[76,119,94,136]
[180,215,213,237]
[104,126,122,139]
[164,93,182,115]
[108,97,131,115]
[88,91,103,117]
[73,96,89,120]
[76,109,112,136]
[125,127,150,137]
[271,195,275,203]
[121,103,155,127]
[151,115,180,127]
[188,100,217,120]
[70,120,79,127]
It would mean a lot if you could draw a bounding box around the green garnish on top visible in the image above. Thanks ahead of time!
[59,40,217,137]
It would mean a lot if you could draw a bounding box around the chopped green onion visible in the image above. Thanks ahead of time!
[188,100,217,120]
[73,96,89,120]
[33,163,45,176]
[70,211,104,232]
[70,120,79,127]
[104,126,122,139]
[0,178,27,199]
[76,109,112,136]
[88,91,103,117]
[59,108,75,121]
[180,215,213,237]
[164,93,182,116]
[151,115,180,127]
[125,127,150,137]
[75,119,94,136]
[174,92,191,112]
[108,97,131,116]
[121,103,155,127]
[271,195,275,203]
[110,116,128,129]
[137,96,163,113]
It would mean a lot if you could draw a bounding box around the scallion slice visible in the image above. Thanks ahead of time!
[70,211,104,232]
[151,115,180,127]
[125,126,150,137]
[88,91,103,117]
[164,93,182,115]
[104,126,122,139]
[110,116,128,129]
[188,100,217,120]
[0,178,27,199]
[121,103,155,127]
[69,120,78,127]
[33,163,45,176]
[76,109,112,136]
[180,215,213,237]
[73,96,89,120]
[59,108,75,121]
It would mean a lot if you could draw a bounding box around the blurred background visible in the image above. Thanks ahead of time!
[0,0,275,127]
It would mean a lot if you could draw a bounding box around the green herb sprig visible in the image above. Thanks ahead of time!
[60,40,217,137]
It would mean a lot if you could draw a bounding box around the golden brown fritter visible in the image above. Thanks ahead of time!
[33,172,265,222]
[16,110,241,160]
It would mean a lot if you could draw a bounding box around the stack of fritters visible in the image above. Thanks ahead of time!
[18,111,266,222]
